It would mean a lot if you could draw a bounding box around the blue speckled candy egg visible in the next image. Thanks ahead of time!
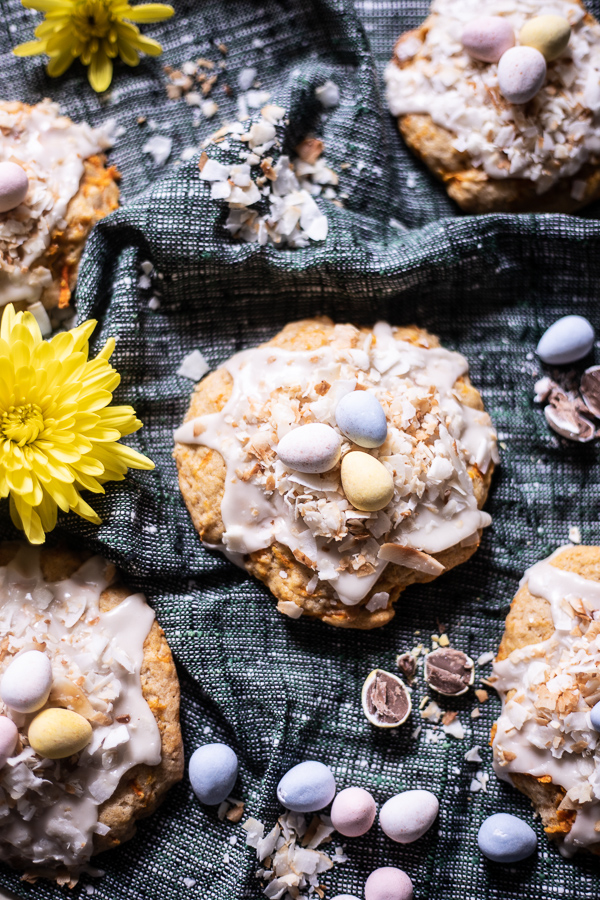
[189,742,238,805]
[590,701,600,731]
[536,316,595,365]
[477,813,537,863]
[335,391,387,448]
[277,760,336,812]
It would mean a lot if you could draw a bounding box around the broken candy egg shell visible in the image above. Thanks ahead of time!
[365,867,414,900]
[477,812,537,863]
[461,16,515,63]
[0,649,52,713]
[331,786,377,837]
[341,451,394,512]
[335,390,388,448]
[361,669,412,729]
[536,315,595,365]
[189,742,239,805]
[544,404,595,443]
[424,649,475,697]
[28,707,92,759]
[379,790,439,844]
[276,422,341,474]
[0,161,29,213]
[519,15,571,62]
[581,366,600,418]
[0,716,18,768]
[277,760,336,813]
[497,45,546,104]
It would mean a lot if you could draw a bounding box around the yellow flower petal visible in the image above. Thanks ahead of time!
[13,39,48,57]
[47,49,76,76]
[88,50,113,92]
[122,3,173,22]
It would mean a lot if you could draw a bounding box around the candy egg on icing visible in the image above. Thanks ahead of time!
[0,716,18,768]
[477,812,537,863]
[341,451,394,512]
[28,708,92,759]
[365,867,414,900]
[519,15,571,62]
[497,46,546,104]
[461,16,515,63]
[590,701,600,731]
[536,315,595,365]
[276,423,341,474]
[331,786,377,837]
[277,760,336,812]
[0,161,29,213]
[189,742,238,805]
[379,790,439,843]
[335,391,388,448]
[0,650,52,713]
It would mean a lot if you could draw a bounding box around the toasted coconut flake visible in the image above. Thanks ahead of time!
[378,543,445,575]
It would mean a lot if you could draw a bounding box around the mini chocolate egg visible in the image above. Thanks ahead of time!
[477,812,537,863]
[28,708,92,759]
[189,742,238,805]
[361,669,412,728]
[519,15,571,62]
[331,786,377,837]
[335,391,388,448]
[536,315,595,365]
[497,46,546,104]
[461,16,515,63]
[1,650,52,713]
[277,760,336,812]
[590,701,600,731]
[365,867,414,900]
[0,716,18,768]
[0,161,29,213]
[341,451,394,512]
[277,423,341,474]
[379,790,439,843]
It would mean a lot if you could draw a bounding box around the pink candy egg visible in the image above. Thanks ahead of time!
[461,16,515,63]
[331,786,376,837]
[0,161,29,213]
[497,45,547,104]
[0,716,18,768]
[365,867,414,900]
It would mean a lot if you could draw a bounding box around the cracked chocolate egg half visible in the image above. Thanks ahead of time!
[361,669,412,728]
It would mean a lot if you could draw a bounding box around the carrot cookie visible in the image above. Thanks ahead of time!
[0,543,183,883]
[491,546,600,856]
[385,0,600,213]
[0,100,119,313]
[174,318,497,629]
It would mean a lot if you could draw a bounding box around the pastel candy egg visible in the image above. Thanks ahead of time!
[497,46,546,104]
[365,867,414,900]
[478,812,537,863]
[461,16,515,63]
[189,742,238,805]
[277,760,336,812]
[331,786,377,837]
[0,716,18,768]
[28,708,92,759]
[379,790,439,843]
[335,391,388,448]
[519,15,571,62]
[277,423,341,474]
[0,161,29,213]
[1,650,52,713]
[591,701,600,731]
[536,315,595,365]
[331,896,361,900]
[341,451,394,512]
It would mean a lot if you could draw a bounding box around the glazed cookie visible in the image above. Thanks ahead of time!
[385,0,600,214]
[0,100,119,312]
[491,546,600,856]
[0,543,184,883]
[174,318,497,629]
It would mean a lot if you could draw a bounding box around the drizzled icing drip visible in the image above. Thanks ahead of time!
[174,322,497,605]
[492,548,600,856]
[0,544,161,871]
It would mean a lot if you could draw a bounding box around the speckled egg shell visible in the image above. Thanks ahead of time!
[536,315,595,365]
[28,708,92,759]
[379,790,439,843]
[335,391,388,448]
[497,46,546,104]
[277,423,342,474]
[189,742,239,805]
[365,867,414,900]
[0,161,29,213]
[0,650,52,714]
[277,760,336,812]
[519,15,571,62]
[331,786,377,837]
[477,813,537,863]
[461,16,515,63]
[590,701,600,731]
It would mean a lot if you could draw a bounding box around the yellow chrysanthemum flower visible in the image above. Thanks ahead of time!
[0,304,154,545]
[13,0,174,92]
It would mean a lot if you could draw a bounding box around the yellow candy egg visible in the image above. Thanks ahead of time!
[28,708,92,759]
[519,15,571,62]
[341,451,394,512]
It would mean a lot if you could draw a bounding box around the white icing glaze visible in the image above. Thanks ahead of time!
[385,0,600,191]
[174,322,497,605]
[492,548,600,855]
[0,100,112,304]
[0,545,161,871]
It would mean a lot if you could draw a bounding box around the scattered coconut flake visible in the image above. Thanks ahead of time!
[277,600,303,619]
[477,651,495,666]
[238,67,258,91]
[202,99,219,119]
[365,591,389,612]
[28,301,52,337]
[183,877,197,888]
[569,525,582,544]
[443,717,465,740]
[470,770,489,793]
[315,80,340,108]
[465,746,482,763]
[142,135,172,166]
[177,349,210,381]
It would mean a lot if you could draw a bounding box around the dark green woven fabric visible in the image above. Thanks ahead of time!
[2,1,600,899]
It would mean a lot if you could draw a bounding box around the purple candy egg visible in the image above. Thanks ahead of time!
[461,16,515,63]
[497,45,546,104]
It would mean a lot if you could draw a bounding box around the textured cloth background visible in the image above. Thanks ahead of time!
[1,1,600,898]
